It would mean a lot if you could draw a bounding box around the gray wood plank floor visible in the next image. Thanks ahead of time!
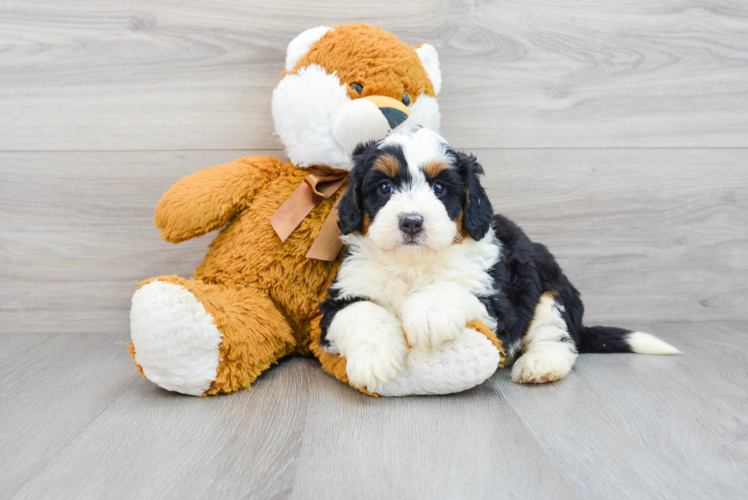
[1,323,746,500]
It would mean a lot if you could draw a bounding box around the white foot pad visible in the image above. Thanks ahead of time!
[130,281,223,396]
[375,327,501,397]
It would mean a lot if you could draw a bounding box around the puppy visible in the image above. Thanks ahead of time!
[319,127,679,393]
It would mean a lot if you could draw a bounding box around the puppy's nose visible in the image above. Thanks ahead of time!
[399,214,424,236]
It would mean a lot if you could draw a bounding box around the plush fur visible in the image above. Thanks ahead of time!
[128,24,495,397]
[319,128,679,393]
[131,159,341,395]
[272,23,442,170]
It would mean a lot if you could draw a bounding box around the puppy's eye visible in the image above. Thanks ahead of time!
[402,93,412,106]
[378,181,393,195]
[432,181,446,195]
[351,82,364,94]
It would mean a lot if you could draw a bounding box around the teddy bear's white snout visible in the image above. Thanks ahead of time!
[332,98,409,154]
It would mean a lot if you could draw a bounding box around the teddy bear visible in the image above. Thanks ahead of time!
[127,23,504,397]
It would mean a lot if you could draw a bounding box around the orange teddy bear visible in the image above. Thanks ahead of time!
[128,23,503,397]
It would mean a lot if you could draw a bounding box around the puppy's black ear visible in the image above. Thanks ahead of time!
[351,140,374,157]
[337,141,376,234]
[336,184,363,235]
[456,152,493,240]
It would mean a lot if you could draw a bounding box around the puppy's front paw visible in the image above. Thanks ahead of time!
[345,342,406,393]
[511,345,575,384]
[326,301,408,393]
[402,303,466,350]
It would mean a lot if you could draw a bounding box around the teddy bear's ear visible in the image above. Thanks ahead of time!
[416,44,442,96]
[284,26,332,73]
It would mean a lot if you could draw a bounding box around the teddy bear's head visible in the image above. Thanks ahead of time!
[272,23,441,170]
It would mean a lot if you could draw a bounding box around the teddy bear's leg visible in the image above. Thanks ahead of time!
[367,320,504,397]
[128,276,296,396]
[308,317,504,397]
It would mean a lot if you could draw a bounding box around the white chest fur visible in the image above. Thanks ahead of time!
[327,230,503,396]
[336,230,501,325]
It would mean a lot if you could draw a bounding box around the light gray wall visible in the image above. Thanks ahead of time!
[1,0,747,333]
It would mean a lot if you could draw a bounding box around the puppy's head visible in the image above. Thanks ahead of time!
[337,128,493,253]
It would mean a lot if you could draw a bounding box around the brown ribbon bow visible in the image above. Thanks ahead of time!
[269,172,348,261]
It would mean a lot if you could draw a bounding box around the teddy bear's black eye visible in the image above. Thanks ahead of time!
[378,181,393,195]
[402,93,412,106]
[432,181,445,195]
[351,82,364,94]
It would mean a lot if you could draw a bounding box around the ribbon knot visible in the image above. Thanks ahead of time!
[269,172,348,261]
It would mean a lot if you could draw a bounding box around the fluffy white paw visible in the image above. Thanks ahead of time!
[327,301,408,393]
[345,342,407,393]
[400,286,489,350]
[402,303,466,349]
[130,281,223,396]
[511,344,576,384]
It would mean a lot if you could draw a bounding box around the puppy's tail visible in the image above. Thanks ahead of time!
[577,326,680,355]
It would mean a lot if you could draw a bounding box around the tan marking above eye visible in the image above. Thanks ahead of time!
[373,155,401,178]
[423,160,451,179]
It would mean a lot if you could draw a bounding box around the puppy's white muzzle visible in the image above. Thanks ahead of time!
[368,188,457,253]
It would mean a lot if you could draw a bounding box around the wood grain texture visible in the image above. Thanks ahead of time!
[1,2,745,498]
[0,1,747,150]
[0,324,746,500]
[291,367,577,500]
[479,148,748,324]
[6,345,314,500]
[1,148,746,334]
[493,323,748,500]
[0,334,139,499]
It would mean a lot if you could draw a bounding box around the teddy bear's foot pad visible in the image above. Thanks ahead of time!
[130,281,223,395]
[375,327,500,397]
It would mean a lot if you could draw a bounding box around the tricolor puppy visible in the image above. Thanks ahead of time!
[319,127,679,393]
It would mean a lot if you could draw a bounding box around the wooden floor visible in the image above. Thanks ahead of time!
[2,1,748,499]
[1,323,746,500]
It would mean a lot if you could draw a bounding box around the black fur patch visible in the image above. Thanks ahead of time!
[481,214,589,359]
[338,143,412,234]
[318,287,366,349]
[424,153,464,221]
[339,141,492,235]
[452,151,493,240]
[576,326,633,353]
[333,137,635,361]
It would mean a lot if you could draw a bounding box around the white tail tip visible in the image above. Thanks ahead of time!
[626,331,680,355]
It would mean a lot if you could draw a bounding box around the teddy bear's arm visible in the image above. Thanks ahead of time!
[154,157,274,243]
